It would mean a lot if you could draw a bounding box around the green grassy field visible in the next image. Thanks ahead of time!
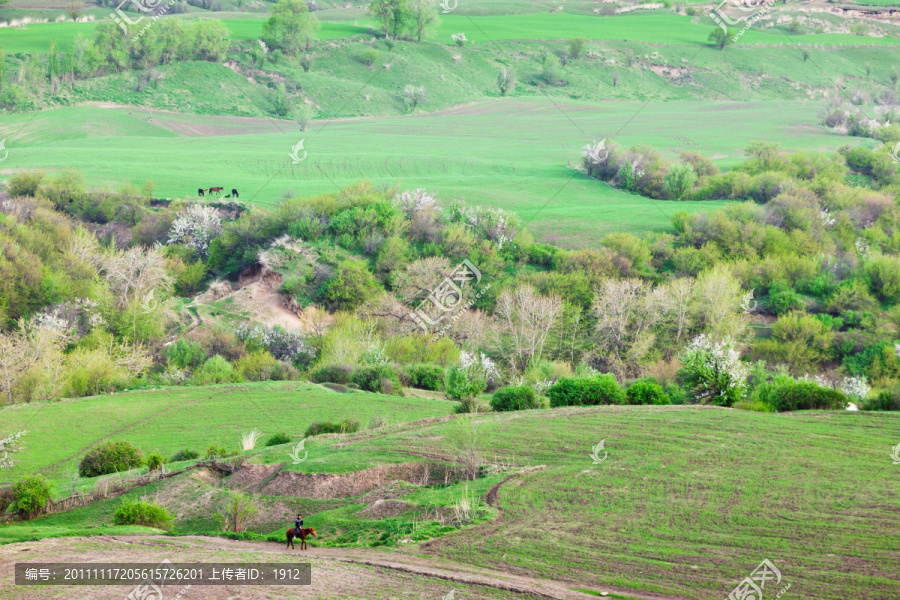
[300,405,900,599]
[1,11,899,55]
[1,387,897,599]
[0,99,871,243]
[0,381,456,484]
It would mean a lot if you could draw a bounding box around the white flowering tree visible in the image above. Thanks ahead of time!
[168,204,223,258]
[0,430,27,469]
[679,334,749,406]
[445,351,499,402]
[840,375,870,402]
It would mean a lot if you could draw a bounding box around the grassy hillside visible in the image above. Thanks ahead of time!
[2,396,897,599]
[0,381,456,484]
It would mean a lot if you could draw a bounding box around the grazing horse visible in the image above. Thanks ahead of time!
[286,526,317,550]
[198,188,206,197]
[209,186,224,195]
[231,188,239,198]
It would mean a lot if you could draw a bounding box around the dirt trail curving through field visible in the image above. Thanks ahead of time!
[0,535,688,600]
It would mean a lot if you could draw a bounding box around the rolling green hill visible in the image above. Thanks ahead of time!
[1,388,897,599]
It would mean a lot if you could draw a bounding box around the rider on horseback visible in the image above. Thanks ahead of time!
[294,513,303,537]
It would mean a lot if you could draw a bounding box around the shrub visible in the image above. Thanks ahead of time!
[167,338,206,369]
[265,432,292,446]
[194,354,236,385]
[359,48,380,66]
[444,365,486,401]
[0,486,14,515]
[146,451,167,472]
[311,363,353,384]
[234,350,279,382]
[317,261,380,311]
[548,374,625,407]
[351,365,403,395]
[490,386,540,412]
[79,441,144,477]
[625,379,671,405]
[865,387,900,411]
[305,419,360,437]
[205,443,236,459]
[9,171,45,197]
[755,379,846,411]
[113,499,174,530]
[406,363,445,390]
[11,475,52,519]
[171,449,199,462]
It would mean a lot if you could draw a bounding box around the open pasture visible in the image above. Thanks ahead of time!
[0,99,867,243]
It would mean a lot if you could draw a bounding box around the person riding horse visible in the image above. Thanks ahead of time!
[294,514,303,537]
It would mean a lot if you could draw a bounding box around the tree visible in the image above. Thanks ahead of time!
[190,20,231,62]
[0,431,27,469]
[295,103,312,130]
[497,67,516,96]
[443,418,485,480]
[272,82,292,116]
[409,0,439,42]
[708,27,734,51]
[664,162,698,200]
[403,84,426,111]
[493,285,562,371]
[216,492,258,533]
[262,0,320,55]
[65,1,84,21]
[568,37,586,58]
[679,334,748,406]
[167,205,223,258]
[369,0,411,40]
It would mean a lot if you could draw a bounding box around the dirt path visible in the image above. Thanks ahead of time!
[2,535,686,600]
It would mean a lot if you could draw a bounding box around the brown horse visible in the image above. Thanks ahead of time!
[286,526,317,550]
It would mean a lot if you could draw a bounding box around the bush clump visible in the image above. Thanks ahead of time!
[351,365,403,395]
[171,449,200,462]
[490,386,540,412]
[864,387,900,411]
[406,363,445,391]
[113,499,174,530]
[11,475,53,519]
[79,441,144,477]
[146,451,167,472]
[548,374,625,407]
[265,432,291,446]
[205,443,236,459]
[754,379,846,411]
[625,379,671,405]
[310,363,353,384]
[305,419,360,437]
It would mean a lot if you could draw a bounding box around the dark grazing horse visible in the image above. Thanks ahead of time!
[198,188,206,197]
[286,527,317,550]
[231,188,239,198]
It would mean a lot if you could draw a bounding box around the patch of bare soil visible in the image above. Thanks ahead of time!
[226,462,285,492]
[356,499,417,519]
[261,463,465,499]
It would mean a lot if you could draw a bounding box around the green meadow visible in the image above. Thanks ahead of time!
[0,381,456,484]
[1,386,897,599]
[0,99,872,243]
[1,11,899,55]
